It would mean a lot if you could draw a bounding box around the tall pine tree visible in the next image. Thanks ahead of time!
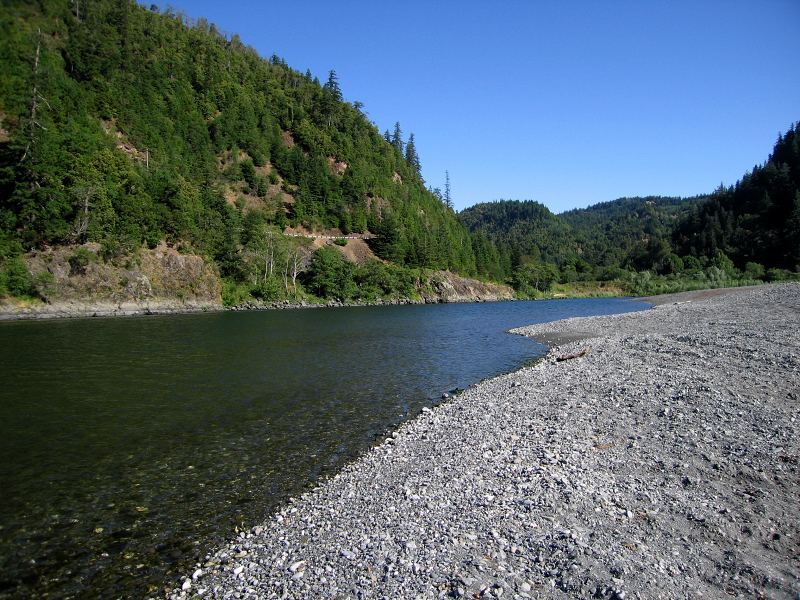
[405,133,420,176]
[323,69,342,101]
[391,122,403,155]
[444,170,452,209]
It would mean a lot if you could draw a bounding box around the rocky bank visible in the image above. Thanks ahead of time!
[420,271,514,304]
[0,242,222,320]
[168,283,799,599]
[0,246,513,319]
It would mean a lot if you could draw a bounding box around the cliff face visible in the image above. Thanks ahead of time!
[421,271,515,303]
[0,243,222,318]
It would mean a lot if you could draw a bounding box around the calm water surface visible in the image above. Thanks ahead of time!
[0,298,648,598]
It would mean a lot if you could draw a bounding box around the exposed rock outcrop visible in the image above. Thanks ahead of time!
[0,243,222,319]
[421,270,515,303]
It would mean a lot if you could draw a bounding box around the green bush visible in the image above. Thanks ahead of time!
[681,255,703,273]
[221,280,250,307]
[355,261,396,299]
[255,177,268,197]
[766,268,797,282]
[240,160,257,191]
[68,248,97,275]
[250,277,282,301]
[0,256,35,298]
[744,262,766,280]
[513,262,559,295]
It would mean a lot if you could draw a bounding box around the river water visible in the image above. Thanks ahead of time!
[0,298,648,598]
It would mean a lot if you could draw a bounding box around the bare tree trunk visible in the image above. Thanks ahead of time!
[283,252,290,295]
[291,248,302,299]
[73,186,94,242]
[257,232,278,285]
[21,29,50,196]
[27,31,41,158]
[267,232,274,278]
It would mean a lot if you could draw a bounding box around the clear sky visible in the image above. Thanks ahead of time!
[161,0,799,213]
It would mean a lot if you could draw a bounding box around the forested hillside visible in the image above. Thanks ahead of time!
[0,0,503,305]
[675,123,800,270]
[561,196,701,273]
[459,197,700,284]
[460,122,800,294]
[458,200,574,266]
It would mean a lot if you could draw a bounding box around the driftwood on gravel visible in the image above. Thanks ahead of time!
[555,347,590,361]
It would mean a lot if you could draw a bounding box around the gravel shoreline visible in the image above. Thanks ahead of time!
[0,299,222,320]
[169,283,799,599]
[0,296,490,321]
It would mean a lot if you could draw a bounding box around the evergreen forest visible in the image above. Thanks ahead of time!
[0,0,797,304]
[0,0,500,304]
[460,122,800,296]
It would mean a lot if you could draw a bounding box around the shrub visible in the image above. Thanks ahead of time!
[513,262,559,295]
[241,159,257,191]
[305,246,356,300]
[682,255,703,273]
[255,177,268,197]
[221,280,250,307]
[663,254,684,275]
[766,268,795,282]
[250,277,282,301]
[68,248,97,275]
[0,256,35,297]
[743,262,766,280]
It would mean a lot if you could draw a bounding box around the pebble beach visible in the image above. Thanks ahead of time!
[170,283,799,599]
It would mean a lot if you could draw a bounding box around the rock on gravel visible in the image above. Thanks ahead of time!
[168,283,800,599]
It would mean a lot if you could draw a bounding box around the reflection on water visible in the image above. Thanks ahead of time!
[0,298,648,598]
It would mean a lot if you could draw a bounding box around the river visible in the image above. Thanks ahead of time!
[0,298,648,598]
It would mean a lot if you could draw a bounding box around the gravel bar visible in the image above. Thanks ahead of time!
[169,283,799,599]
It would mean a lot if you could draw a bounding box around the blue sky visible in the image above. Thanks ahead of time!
[162,1,799,213]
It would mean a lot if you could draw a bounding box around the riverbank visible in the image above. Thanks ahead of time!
[0,298,222,320]
[0,294,496,321]
[168,283,799,599]
[0,265,514,320]
[0,284,750,321]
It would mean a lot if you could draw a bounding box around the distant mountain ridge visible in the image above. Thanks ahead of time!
[460,122,799,279]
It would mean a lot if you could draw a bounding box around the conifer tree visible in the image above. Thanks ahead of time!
[323,69,342,101]
[391,122,403,155]
[321,69,342,127]
[405,133,420,175]
[444,170,452,209]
